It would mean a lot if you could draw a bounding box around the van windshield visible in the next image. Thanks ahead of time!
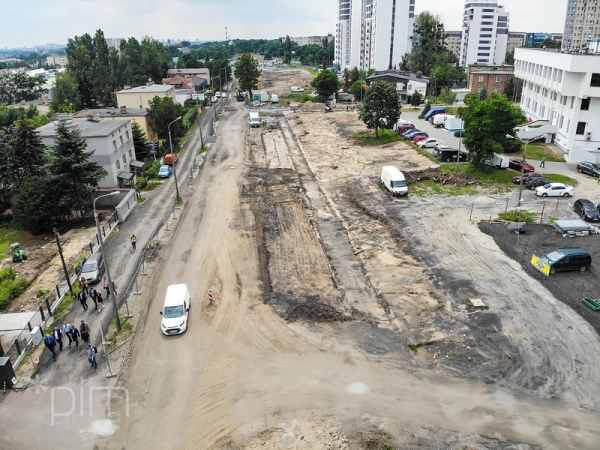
[391,180,407,187]
[545,251,563,263]
[163,305,184,318]
[82,262,97,272]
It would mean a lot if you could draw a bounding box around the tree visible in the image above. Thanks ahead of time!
[0,70,48,104]
[146,96,184,142]
[460,93,526,171]
[428,63,465,96]
[234,53,261,97]
[44,120,107,216]
[342,69,351,90]
[358,81,401,137]
[12,177,64,234]
[350,67,360,84]
[438,87,457,105]
[131,121,148,159]
[181,41,191,48]
[504,75,516,101]
[422,100,431,117]
[11,118,46,186]
[505,50,515,65]
[407,12,447,76]
[177,53,201,69]
[350,80,367,100]
[284,36,292,64]
[410,91,422,106]
[479,86,488,100]
[51,72,80,113]
[310,70,339,102]
[539,38,561,49]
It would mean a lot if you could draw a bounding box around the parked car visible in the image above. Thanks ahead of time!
[413,135,428,144]
[533,248,591,275]
[526,177,550,189]
[290,86,305,92]
[396,124,415,135]
[163,153,178,165]
[158,164,172,178]
[576,161,600,177]
[509,158,535,173]
[417,138,441,148]
[535,182,574,197]
[512,172,543,184]
[436,148,467,162]
[402,129,422,139]
[573,199,600,221]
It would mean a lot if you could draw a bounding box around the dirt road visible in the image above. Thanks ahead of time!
[90,91,600,449]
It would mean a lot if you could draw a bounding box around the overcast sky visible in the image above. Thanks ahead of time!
[0,0,567,49]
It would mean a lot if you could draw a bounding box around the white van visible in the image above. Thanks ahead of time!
[160,284,191,335]
[381,166,408,197]
[249,111,261,128]
[485,153,510,169]
[271,94,279,103]
[432,114,449,128]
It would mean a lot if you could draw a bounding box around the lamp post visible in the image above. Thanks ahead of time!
[93,191,121,332]
[220,67,229,94]
[506,133,547,219]
[168,116,182,202]
[456,130,463,171]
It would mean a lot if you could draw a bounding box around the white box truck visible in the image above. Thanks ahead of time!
[249,112,261,128]
[381,166,408,197]
[485,154,510,169]
[271,94,279,103]
[444,116,464,130]
[260,92,269,102]
[432,114,449,128]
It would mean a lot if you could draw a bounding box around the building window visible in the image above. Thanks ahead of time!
[113,140,117,150]
[478,75,483,82]
[122,155,127,165]
[591,73,600,87]
[559,115,564,128]
[493,87,500,93]
[571,97,575,108]
[563,96,567,105]
[116,159,120,170]
[581,97,591,110]
[126,130,130,141]
[128,149,133,160]
[494,75,501,82]
[119,136,124,146]
[476,87,483,93]
[576,122,586,135]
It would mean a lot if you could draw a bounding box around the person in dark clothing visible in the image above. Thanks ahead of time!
[70,326,80,348]
[44,334,57,361]
[78,290,88,311]
[63,322,73,347]
[53,327,63,352]
[80,320,90,347]
[87,345,97,369]
[97,292,105,313]
[89,287,98,310]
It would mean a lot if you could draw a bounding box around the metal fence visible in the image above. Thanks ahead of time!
[3,211,119,367]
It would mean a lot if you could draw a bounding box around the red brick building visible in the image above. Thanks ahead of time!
[467,64,521,100]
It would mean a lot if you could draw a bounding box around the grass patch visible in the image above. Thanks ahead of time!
[52,288,77,321]
[143,180,162,192]
[440,163,516,184]
[0,266,30,310]
[498,209,538,223]
[200,146,209,153]
[306,68,318,76]
[352,129,402,146]
[401,107,421,113]
[408,343,425,354]
[543,173,578,187]
[105,316,133,350]
[280,93,315,102]
[137,196,146,203]
[415,147,439,163]
[513,143,565,162]
[35,289,48,298]
[0,229,30,257]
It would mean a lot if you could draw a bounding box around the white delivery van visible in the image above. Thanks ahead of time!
[432,114,449,128]
[271,94,279,103]
[249,111,261,128]
[381,166,408,197]
[160,284,191,335]
[260,92,269,102]
[485,153,510,169]
[444,116,464,130]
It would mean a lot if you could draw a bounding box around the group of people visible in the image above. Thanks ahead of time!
[43,320,98,369]
[78,277,106,313]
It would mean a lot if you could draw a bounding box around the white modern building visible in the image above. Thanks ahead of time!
[460,0,509,67]
[335,0,415,71]
[515,48,600,163]
[37,117,140,188]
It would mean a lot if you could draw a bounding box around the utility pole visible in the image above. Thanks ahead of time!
[54,228,73,294]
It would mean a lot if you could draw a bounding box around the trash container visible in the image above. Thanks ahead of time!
[0,357,16,389]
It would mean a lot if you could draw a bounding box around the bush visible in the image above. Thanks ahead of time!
[137,176,148,189]
[143,161,162,179]
[0,267,29,310]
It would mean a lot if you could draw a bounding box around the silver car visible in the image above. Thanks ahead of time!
[80,253,105,284]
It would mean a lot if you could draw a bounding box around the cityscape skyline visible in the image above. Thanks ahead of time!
[1,0,568,50]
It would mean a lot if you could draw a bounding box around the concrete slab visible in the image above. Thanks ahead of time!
[0,312,36,332]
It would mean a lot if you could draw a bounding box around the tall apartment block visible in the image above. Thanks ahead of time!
[460,0,509,66]
[335,0,415,71]
[563,0,600,51]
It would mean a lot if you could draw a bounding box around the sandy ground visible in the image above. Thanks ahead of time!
[4,70,600,449]
[258,68,314,96]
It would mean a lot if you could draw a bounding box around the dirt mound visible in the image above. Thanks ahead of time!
[300,101,324,111]
[405,168,482,186]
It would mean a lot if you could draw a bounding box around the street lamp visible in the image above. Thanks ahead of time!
[168,116,182,202]
[506,133,547,219]
[93,191,121,332]
[220,67,229,94]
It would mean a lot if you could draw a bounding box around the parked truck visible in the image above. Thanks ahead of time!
[444,116,464,130]
[485,153,510,169]
[432,114,449,127]
[249,112,261,128]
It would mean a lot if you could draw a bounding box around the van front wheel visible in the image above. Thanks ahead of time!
[580,265,588,272]
[550,268,557,275]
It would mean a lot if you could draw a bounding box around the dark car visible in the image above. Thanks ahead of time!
[512,172,543,184]
[526,177,550,189]
[402,129,422,139]
[404,130,427,140]
[396,124,415,135]
[576,161,600,177]
[573,199,600,222]
[436,148,468,162]
[535,248,591,275]
[509,158,535,173]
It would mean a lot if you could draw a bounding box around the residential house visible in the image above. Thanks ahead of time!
[515,47,600,162]
[37,117,141,188]
[72,106,156,142]
[365,70,428,102]
[116,84,176,110]
[46,54,68,67]
[467,64,517,97]
[166,68,211,84]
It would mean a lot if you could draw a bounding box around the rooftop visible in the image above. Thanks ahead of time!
[116,84,175,94]
[37,119,130,138]
[72,107,148,118]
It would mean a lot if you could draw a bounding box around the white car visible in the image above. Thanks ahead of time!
[417,138,441,149]
[535,182,574,197]
[290,86,305,92]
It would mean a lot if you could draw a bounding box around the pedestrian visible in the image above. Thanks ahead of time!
[80,320,91,347]
[97,292,105,313]
[70,325,80,348]
[63,322,73,347]
[112,281,117,297]
[87,345,97,369]
[80,276,89,295]
[78,289,88,311]
[44,334,57,361]
[53,326,63,352]
[103,276,110,298]
[131,234,137,251]
[89,286,98,310]
[540,156,546,168]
